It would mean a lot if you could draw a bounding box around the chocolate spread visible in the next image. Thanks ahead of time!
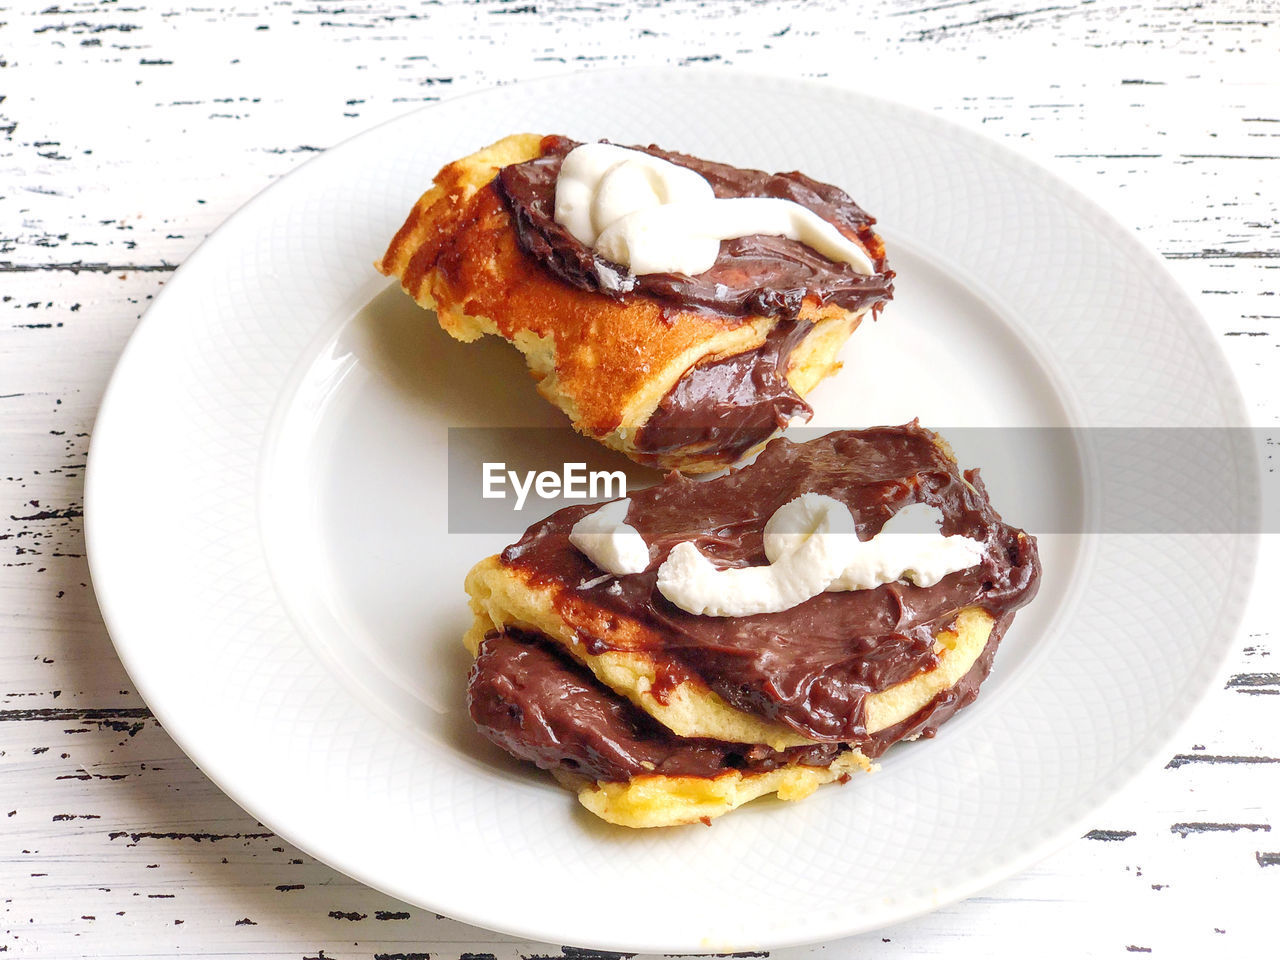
[469,628,844,783]
[496,135,894,321]
[500,425,1041,744]
[468,616,1007,784]
[634,318,814,459]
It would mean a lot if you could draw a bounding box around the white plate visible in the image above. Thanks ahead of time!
[86,71,1257,952]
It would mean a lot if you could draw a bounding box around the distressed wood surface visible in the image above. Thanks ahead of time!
[2,1,1278,957]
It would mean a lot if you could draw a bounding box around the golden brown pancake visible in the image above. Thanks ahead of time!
[560,747,874,829]
[376,134,891,473]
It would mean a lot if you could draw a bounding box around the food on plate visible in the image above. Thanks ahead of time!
[463,424,1041,827]
[376,134,893,473]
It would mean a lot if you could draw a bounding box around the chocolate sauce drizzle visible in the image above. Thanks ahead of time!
[496,135,894,321]
[499,426,1041,744]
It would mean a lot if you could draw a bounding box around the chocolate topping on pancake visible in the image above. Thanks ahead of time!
[469,628,844,783]
[500,425,1041,743]
[468,616,1010,783]
[496,135,894,321]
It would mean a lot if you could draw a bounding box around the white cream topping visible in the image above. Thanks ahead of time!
[771,499,987,591]
[568,498,650,576]
[656,494,858,617]
[555,142,713,247]
[553,142,876,278]
[655,494,986,618]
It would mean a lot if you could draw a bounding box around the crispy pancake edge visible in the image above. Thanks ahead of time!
[553,751,875,829]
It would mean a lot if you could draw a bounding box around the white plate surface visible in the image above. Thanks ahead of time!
[86,71,1257,952]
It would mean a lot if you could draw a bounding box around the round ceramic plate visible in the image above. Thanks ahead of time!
[86,71,1257,952]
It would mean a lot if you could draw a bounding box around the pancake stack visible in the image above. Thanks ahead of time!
[463,426,1041,827]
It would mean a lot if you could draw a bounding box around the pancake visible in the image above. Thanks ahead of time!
[462,425,1041,827]
[376,134,893,473]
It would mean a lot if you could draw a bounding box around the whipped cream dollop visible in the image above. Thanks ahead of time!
[568,498,650,576]
[553,142,876,278]
[656,493,858,617]
[655,494,986,617]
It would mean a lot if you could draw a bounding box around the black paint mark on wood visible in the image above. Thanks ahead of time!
[524,947,644,960]
[51,813,100,821]
[4,711,152,742]
[108,829,275,844]
[1180,153,1280,160]
[912,4,1074,39]
[1255,851,1280,867]
[275,884,304,892]
[1084,829,1136,841]
[1,707,154,731]
[374,910,411,920]
[889,0,987,15]
[1227,672,1280,690]
[1171,822,1271,838]
[1125,948,1152,954]
[1163,249,1280,260]
[55,772,128,781]
[9,506,81,521]
[0,261,177,274]
[328,910,367,921]
[233,917,257,926]
[373,954,432,960]
[1166,753,1280,769]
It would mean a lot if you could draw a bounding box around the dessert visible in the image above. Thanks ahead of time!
[464,424,1041,827]
[377,134,893,473]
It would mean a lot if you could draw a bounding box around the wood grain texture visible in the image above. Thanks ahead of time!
[2,1,1277,957]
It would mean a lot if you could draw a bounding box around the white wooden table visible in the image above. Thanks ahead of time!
[3,2,1277,957]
